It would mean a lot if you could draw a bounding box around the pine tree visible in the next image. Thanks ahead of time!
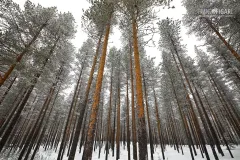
[82,0,114,159]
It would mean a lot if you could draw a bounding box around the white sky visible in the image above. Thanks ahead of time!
[14,0,205,64]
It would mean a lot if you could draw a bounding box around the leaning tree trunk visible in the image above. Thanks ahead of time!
[164,62,195,160]
[0,87,27,136]
[68,32,103,160]
[0,22,48,87]
[20,65,63,160]
[0,76,17,106]
[57,63,83,160]
[193,83,224,155]
[82,19,111,159]
[30,85,61,160]
[203,17,240,62]
[170,38,211,160]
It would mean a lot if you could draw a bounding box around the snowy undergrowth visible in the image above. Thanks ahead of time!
[1,143,240,160]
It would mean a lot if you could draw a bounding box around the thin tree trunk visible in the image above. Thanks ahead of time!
[129,41,137,160]
[153,89,165,160]
[111,98,117,157]
[79,112,88,153]
[142,72,154,160]
[105,68,113,160]
[98,94,104,159]
[116,78,121,160]
[126,66,131,160]
[50,119,61,150]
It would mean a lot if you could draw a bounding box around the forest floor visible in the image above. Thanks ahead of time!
[37,144,240,160]
[1,144,239,160]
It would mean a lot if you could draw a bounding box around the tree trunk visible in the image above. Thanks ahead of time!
[0,22,48,87]
[57,63,83,160]
[116,78,121,160]
[82,20,111,159]
[30,87,61,160]
[163,63,195,160]
[105,68,113,160]
[111,98,117,157]
[126,66,131,160]
[194,83,223,156]
[0,88,28,136]
[170,43,211,160]
[129,41,137,160]
[191,83,220,160]
[0,76,17,105]
[26,67,63,160]
[19,65,62,160]
[203,17,240,62]
[68,32,103,160]
[142,72,154,160]
[132,16,148,160]
[153,89,165,160]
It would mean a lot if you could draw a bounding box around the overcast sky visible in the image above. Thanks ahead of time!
[13,0,205,64]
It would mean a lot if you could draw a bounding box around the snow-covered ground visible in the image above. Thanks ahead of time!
[37,143,240,160]
[1,144,240,160]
